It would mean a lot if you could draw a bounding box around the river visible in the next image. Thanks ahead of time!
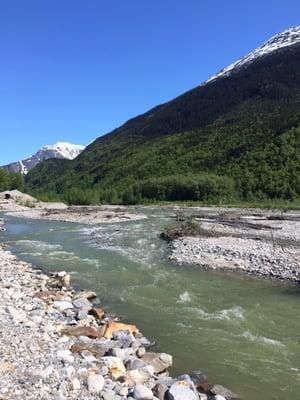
[1,209,299,400]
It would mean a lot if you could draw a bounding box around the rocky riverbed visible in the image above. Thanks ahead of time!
[0,240,238,400]
[165,209,300,283]
[169,236,300,283]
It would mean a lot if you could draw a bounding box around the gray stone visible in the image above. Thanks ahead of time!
[127,365,154,384]
[133,383,153,400]
[100,366,109,376]
[53,301,74,312]
[111,347,126,361]
[141,352,172,373]
[190,370,208,386]
[210,384,238,399]
[113,330,135,348]
[73,297,93,310]
[77,309,89,320]
[127,357,149,370]
[102,392,121,400]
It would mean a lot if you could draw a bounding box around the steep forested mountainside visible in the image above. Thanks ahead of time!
[26,28,300,203]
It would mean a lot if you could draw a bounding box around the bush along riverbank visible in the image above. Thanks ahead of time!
[0,243,239,400]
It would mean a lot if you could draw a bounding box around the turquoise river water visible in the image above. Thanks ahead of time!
[0,209,299,400]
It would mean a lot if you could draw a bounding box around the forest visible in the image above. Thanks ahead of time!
[0,169,25,192]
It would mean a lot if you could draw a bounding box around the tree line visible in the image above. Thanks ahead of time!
[0,169,25,192]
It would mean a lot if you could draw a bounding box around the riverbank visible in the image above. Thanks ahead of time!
[0,191,146,224]
[0,234,238,400]
[165,209,300,284]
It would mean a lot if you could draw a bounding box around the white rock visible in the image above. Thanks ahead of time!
[168,380,198,400]
[7,306,27,323]
[44,366,54,378]
[65,365,75,379]
[133,383,153,399]
[70,377,81,390]
[137,347,146,357]
[57,350,74,363]
[87,374,105,394]
[53,301,74,311]
[199,394,208,400]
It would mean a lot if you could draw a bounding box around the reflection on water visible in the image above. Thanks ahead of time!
[1,212,299,400]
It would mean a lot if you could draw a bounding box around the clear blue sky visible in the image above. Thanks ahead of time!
[1,0,299,164]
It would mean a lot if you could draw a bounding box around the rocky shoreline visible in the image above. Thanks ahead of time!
[0,240,238,400]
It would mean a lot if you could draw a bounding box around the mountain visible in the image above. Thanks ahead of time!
[3,142,85,174]
[205,26,300,83]
[26,27,300,204]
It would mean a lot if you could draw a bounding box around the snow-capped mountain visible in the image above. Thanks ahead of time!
[206,26,300,83]
[2,142,85,174]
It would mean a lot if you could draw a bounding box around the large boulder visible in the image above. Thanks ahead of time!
[72,297,93,310]
[210,384,238,399]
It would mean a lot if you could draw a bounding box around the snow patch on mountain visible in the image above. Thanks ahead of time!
[2,142,85,174]
[39,142,85,160]
[206,26,300,83]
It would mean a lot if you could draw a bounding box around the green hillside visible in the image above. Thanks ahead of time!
[26,43,300,205]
